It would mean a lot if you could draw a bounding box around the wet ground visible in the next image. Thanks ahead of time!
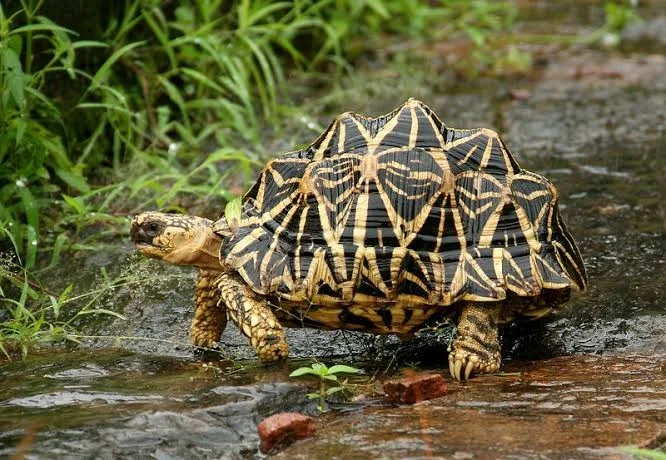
[2,2,665,458]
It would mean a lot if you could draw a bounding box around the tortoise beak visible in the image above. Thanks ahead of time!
[130,216,163,247]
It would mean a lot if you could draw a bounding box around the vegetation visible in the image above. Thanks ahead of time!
[289,361,362,411]
[0,0,643,359]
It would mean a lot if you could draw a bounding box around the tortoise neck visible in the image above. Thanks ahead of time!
[194,225,223,270]
[162,221,223,270]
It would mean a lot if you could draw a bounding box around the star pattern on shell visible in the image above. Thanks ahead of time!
[217,99,587,319]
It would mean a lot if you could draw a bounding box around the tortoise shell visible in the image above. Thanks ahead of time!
[217,99,587,316]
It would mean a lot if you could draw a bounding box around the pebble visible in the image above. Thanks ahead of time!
[258,412,316,454]
[383,373,449,404]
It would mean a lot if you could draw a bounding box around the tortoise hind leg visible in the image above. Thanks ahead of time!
[449,302,502,381]
[190,270,227,348]
[215,272,289,362]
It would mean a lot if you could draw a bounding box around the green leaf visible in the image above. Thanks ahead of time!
[224,197,243,225]
[321,374,338,381]
[72,40,108,49]
[89,41,145,89]
[325,386,345,396]
[364,0,390,19]
[58,283,74,304]
[311,362,328,375]
[289,367,319,377]
[62,194,87,215]
[7,35,22,54]
[1,47,25,110]
[327,364,362,375]
[55,169,90,193]
[9,23,75,36]
[48,295,61,319]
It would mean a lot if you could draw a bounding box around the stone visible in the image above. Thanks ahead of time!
[383,373,449,404]
[258,412,316,454]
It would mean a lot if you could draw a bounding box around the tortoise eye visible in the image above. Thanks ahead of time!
[146,222,161,234]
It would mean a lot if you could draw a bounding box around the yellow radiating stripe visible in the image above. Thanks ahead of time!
[420,106,447,149]
[445,129,484,149]
[337,119,346,153]
[457,144,478,166]
[228,226,265,256]
[259,204,300,278]
[529,252,544,290]
[384,159,411,172]
[499,138,516,175]
[294,205,310,281]
[363,247,391,295]
[479,134,494,169]
[353,193,369,246]
[402,270,428,293]
[349,116,373,145]
[368,106,404,154]
[390,247,407,286]
[492,248,504,282]
[512,189,551,201]
[408,105,418,149]
[429,252,444,300]
[374,178,407,246]
[328,243,348,282]
[514,202,542,253]
[449,193,468,252]
[478,199,506,247]
[408,187,447,246]
[433,199,447,253]
[553,240,586,290]
[314,119,339,160]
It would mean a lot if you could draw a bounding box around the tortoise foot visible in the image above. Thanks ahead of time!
[254,333,289,363]
[190,322,222,349]
[449,302,502,381]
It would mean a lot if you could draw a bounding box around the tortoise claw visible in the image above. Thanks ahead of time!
[448,349,494,382]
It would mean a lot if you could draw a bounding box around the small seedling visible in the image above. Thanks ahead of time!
[289,362,362,411]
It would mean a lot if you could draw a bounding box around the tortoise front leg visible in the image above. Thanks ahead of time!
[448,302,502,381]
[190,270,227,348]
[215,272,289,362]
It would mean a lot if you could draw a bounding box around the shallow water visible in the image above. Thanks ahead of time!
[2,2,665,458]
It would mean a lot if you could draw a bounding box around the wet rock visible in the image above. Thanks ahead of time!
[383,373,449,404]
[258,413,316,454]
[277,354,666,459]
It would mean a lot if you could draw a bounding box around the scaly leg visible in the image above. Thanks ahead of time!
[215,272,288,362]
[189,270,226,348]
[449,302,502,381]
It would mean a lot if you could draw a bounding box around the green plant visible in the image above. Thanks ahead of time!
[583,0,642,47]
[290,362,362,411]
[0,229,125,360]
[0,1,106,268]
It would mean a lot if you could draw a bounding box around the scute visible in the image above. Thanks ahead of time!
[218,99,587,312]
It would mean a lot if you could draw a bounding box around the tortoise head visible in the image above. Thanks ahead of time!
[130,212,222,270]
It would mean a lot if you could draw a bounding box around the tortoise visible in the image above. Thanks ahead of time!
[130,99,587,381]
